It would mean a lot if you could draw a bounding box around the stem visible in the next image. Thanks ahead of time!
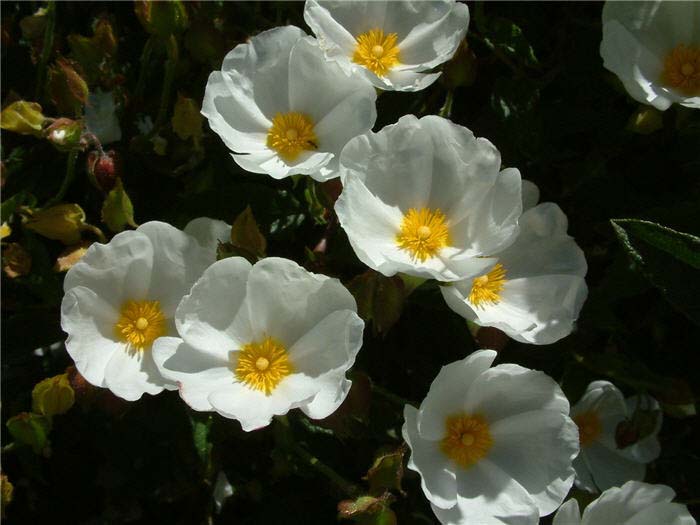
[154,35,178,132]
[291,442,361,497]
[438,90,454,118]
[45,150,78,207]
[134,36,155,102]
[35,0,57,100]
[371,382,414,408]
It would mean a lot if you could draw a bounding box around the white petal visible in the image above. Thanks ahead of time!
[383,69,442,91]
[175,257,253,355]
[63,229,153,307]
[61,286,121,388]
[581,481,676,524]
[619,395,662,463]
[201,70,270,153]
[313,89,377,169]
[623,502,696,525]
[303,0,357,57]
[521,180,540,210]
[306,1,388,41]
[184,217,231,255]
[299,372,352,420]
[417,350,497,441]
[553,499,581,525]
[289,310,364,377]
[585,441,646,491]
[221,25,306,119]
[573,452,598,493]
[487,409,578,515]
[402,405,457,509]
[152,336,232,412]
[451,459,539,524]
[103,346,169,401]
[465,364,570,422]
[245,257,357,347]
[394,1,469,69]
[208,373,317,432]
[136,221,212,317]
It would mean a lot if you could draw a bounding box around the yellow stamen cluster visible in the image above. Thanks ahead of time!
[114,300,166,351]
[440,414,493,469]
[352,28,401,77]
[661,44,700,96]
[574,411,602,448]
[234,336,294,395]
[396,208,451,262]
[468,264,507,308]
[266,112,318,162]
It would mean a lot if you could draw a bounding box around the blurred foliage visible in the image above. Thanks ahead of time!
[1,1,699,524]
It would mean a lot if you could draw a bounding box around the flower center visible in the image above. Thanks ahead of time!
[114,300,166,351]
[440,414,493,469]
[396,208,450,262]
[266,112,318,162]
[234,336,294,395]
[661,44,700,96]
[468,264,507,308]
[574,411,602,448]
[352,28,401,77]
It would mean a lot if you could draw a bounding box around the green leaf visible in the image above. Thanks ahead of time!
[611,219,700,324]
[478,15,538,67]
[101,178,137,233]
[189,413,213,467]
[347,271,405,337]
[6,412,52,454]
[365,447,406,496]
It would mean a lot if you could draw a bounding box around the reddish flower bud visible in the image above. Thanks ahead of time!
[86,149,119,192]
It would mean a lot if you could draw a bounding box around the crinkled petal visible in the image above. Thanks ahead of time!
[581,481,675,524]
[465,364,570,422]
[61,286,121,388]
[152,336,233,412]
[245,257,357,347]
[417,350,497,440]
[63,229,153,307]
[175,257,253,356]
[103,346,169,401]
[553,499,582,525]
[624,502,696,525]
[487,409,578,516]
[585,441,646,491]
[299,371,352,420]
[403,405,457,509]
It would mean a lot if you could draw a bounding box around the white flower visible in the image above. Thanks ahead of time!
[335,114,522,282]
[553,481,696,525]
[601,1,700,110]
[440,202,588,345]
[304,0,469,91]
[60,220,223,401]
[201,25,377,182]
[403,350,578,525]
[85,90,122,145]
[152,257,364,431]
[571,380,662,493]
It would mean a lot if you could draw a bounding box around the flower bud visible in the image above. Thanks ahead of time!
[45,118,85,152]
[32,374,75,417]
[87,149,119,192]
[0,100,47,136]
[135,0,188,38]
[47,58,89,116]
[25,203,87,245]
[626,106,664,135]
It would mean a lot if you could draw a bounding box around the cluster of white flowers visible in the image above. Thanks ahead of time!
[60,1,697,524]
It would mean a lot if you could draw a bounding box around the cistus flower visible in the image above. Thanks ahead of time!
[403,350,579,524]
[152,257,364,431]
[60,219,226,401]
[202,26,377,182]
[440,202,588,344]
[571,381,662,493]
[553,481,696,525]
[304,0,469,91]
[335,115,522,282]
[601,1,700,110]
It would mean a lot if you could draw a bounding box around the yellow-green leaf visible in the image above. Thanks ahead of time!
[172,94,203,147]
[101,178,136,233]
[0,101,46,137]
[32,374,75,417]
[230,206,266,259]
[25,203,86,245]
